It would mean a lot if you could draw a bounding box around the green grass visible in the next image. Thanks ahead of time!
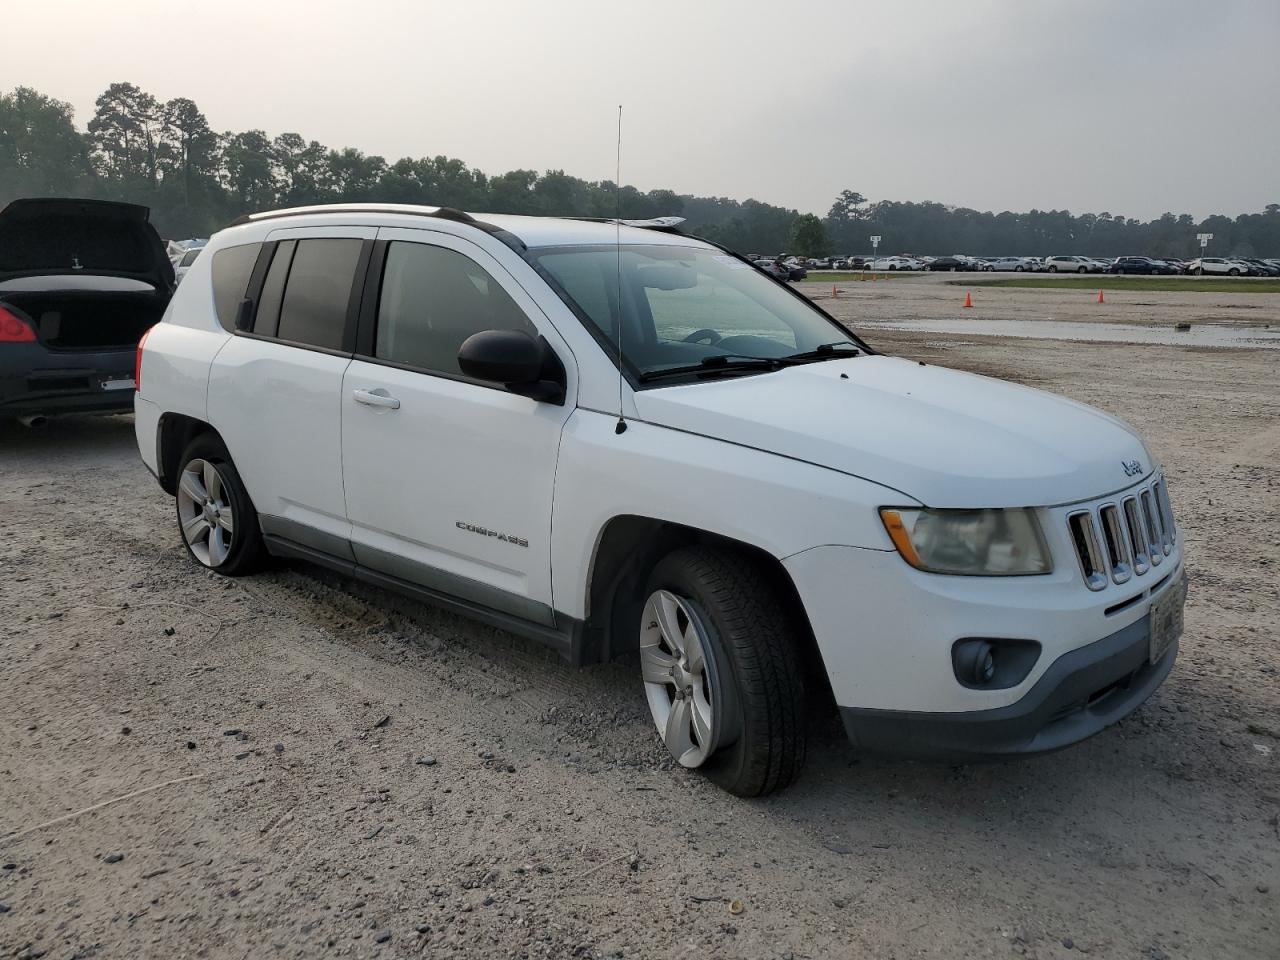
[970,276,1280,293]
[799,271,923,282]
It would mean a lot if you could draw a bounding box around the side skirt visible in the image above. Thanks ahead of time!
[262,534,585,662]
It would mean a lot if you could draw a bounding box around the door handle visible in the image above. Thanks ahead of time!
[352,388,400,410]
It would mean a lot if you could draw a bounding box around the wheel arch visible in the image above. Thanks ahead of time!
[576,515,833,702]
[155,413,222,495]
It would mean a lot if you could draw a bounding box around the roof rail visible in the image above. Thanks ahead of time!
[223,204,525,251]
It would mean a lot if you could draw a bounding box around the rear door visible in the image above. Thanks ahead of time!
[208,225,374,557]
[340,227,575,624]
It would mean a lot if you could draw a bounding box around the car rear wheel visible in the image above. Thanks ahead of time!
[640,546,806,796]
[1014,265,1024,272]
[175,434,265,576]
[1048,265,1058,273]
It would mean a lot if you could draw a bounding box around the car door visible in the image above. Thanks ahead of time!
[340,228,576,626]
[208,225,374,557]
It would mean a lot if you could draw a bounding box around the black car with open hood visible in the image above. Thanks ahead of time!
[0,198,175,422]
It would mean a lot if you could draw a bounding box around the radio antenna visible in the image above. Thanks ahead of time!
[613,104,627,435]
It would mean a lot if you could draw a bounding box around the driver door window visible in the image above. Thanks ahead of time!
[375,241,536,378]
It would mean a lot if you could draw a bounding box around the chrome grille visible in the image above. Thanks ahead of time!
[1069,475,1176,591]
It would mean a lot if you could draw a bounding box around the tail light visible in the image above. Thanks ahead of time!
[0,305,37,342]
[135,326,155,391]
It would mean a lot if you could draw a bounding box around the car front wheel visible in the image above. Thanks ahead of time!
[175,434,265,576]
[640,546,806,796]
[1228,268,1240,276]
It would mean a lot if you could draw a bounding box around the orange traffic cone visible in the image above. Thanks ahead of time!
[832,284,838,298]
[963,292,973,308]
[1097,289,1106,304]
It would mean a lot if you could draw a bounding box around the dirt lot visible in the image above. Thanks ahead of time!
[2,281,1278,960]
[810,270,1280,330]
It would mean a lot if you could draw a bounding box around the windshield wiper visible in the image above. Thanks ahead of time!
[779,341,863,363]
[639,354,786,382]
[639,342,863,383]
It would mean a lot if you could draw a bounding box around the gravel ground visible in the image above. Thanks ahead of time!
[1,280,1278,960]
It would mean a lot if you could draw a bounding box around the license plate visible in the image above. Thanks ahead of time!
[101,377,135,391]
[1149,573,1186,663]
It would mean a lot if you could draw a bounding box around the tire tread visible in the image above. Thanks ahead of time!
[651,546,806,796]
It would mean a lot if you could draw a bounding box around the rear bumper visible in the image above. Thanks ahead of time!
[839,610,1179,760]
[0,343,135,416]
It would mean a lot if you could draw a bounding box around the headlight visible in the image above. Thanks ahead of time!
[879,507,1052,576]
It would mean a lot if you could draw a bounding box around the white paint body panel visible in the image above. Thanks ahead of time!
[633,356,1153,509]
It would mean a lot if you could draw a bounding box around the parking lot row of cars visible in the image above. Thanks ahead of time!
[752,253,1280,278]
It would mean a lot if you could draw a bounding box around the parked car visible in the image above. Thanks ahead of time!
[1185,257,1245,276]
[871,256,921,271]
[926,256,969,271]
[134,203,1187,797]
[174,246,203,284]
[752,259,789,281]
[984,256,1032,272]
[1240,258,1280,277]
[0,198,174,424]
[1045,256,1092,274]
[1108,256,1176,275]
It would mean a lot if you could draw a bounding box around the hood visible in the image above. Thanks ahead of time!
[632,355,1152,508]
[0,198,175,291]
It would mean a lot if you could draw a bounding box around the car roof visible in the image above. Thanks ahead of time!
[233,203,707,250]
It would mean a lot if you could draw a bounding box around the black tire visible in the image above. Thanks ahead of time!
[1228,268,1240,276]
[1048,265,1058,273]
[175,433,265,576]
[1077,266,1087,273]
[643,546,806,797]
[1014,265,1024,272]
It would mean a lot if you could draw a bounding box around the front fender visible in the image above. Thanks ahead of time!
[550,409,910,619]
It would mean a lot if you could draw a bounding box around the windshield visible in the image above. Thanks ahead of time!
[533,244,861,382]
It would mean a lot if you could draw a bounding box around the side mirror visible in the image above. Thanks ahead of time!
[458,329,565,404]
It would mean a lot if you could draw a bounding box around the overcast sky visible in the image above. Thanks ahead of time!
[8,0,1278,220]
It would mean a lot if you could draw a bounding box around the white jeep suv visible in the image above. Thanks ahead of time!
[134,204,1186,795]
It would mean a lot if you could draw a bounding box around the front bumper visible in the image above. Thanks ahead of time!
[0,343,136,416]
[839,607,1179,760]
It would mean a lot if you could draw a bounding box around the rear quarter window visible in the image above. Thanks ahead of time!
[210,242,262,333]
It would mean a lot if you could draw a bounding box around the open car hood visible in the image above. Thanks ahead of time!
[0,198,175,291]
[633,355,1153,509]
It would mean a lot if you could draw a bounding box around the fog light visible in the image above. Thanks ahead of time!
[955,640,996,686]
[951,638,1041,690]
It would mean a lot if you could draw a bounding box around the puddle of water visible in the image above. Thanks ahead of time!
[859,317,1280,349]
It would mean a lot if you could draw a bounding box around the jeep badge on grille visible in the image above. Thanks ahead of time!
[1122,459,1143,477]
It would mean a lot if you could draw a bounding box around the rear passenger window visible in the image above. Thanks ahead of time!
[275,239,362,351]
[374,242,535,377]
[211,242,261,333]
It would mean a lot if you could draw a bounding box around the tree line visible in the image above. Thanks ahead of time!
[2,83,1277,259]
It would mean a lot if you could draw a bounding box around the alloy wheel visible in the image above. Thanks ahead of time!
[177,458,235,567]
[640,590,718,768]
